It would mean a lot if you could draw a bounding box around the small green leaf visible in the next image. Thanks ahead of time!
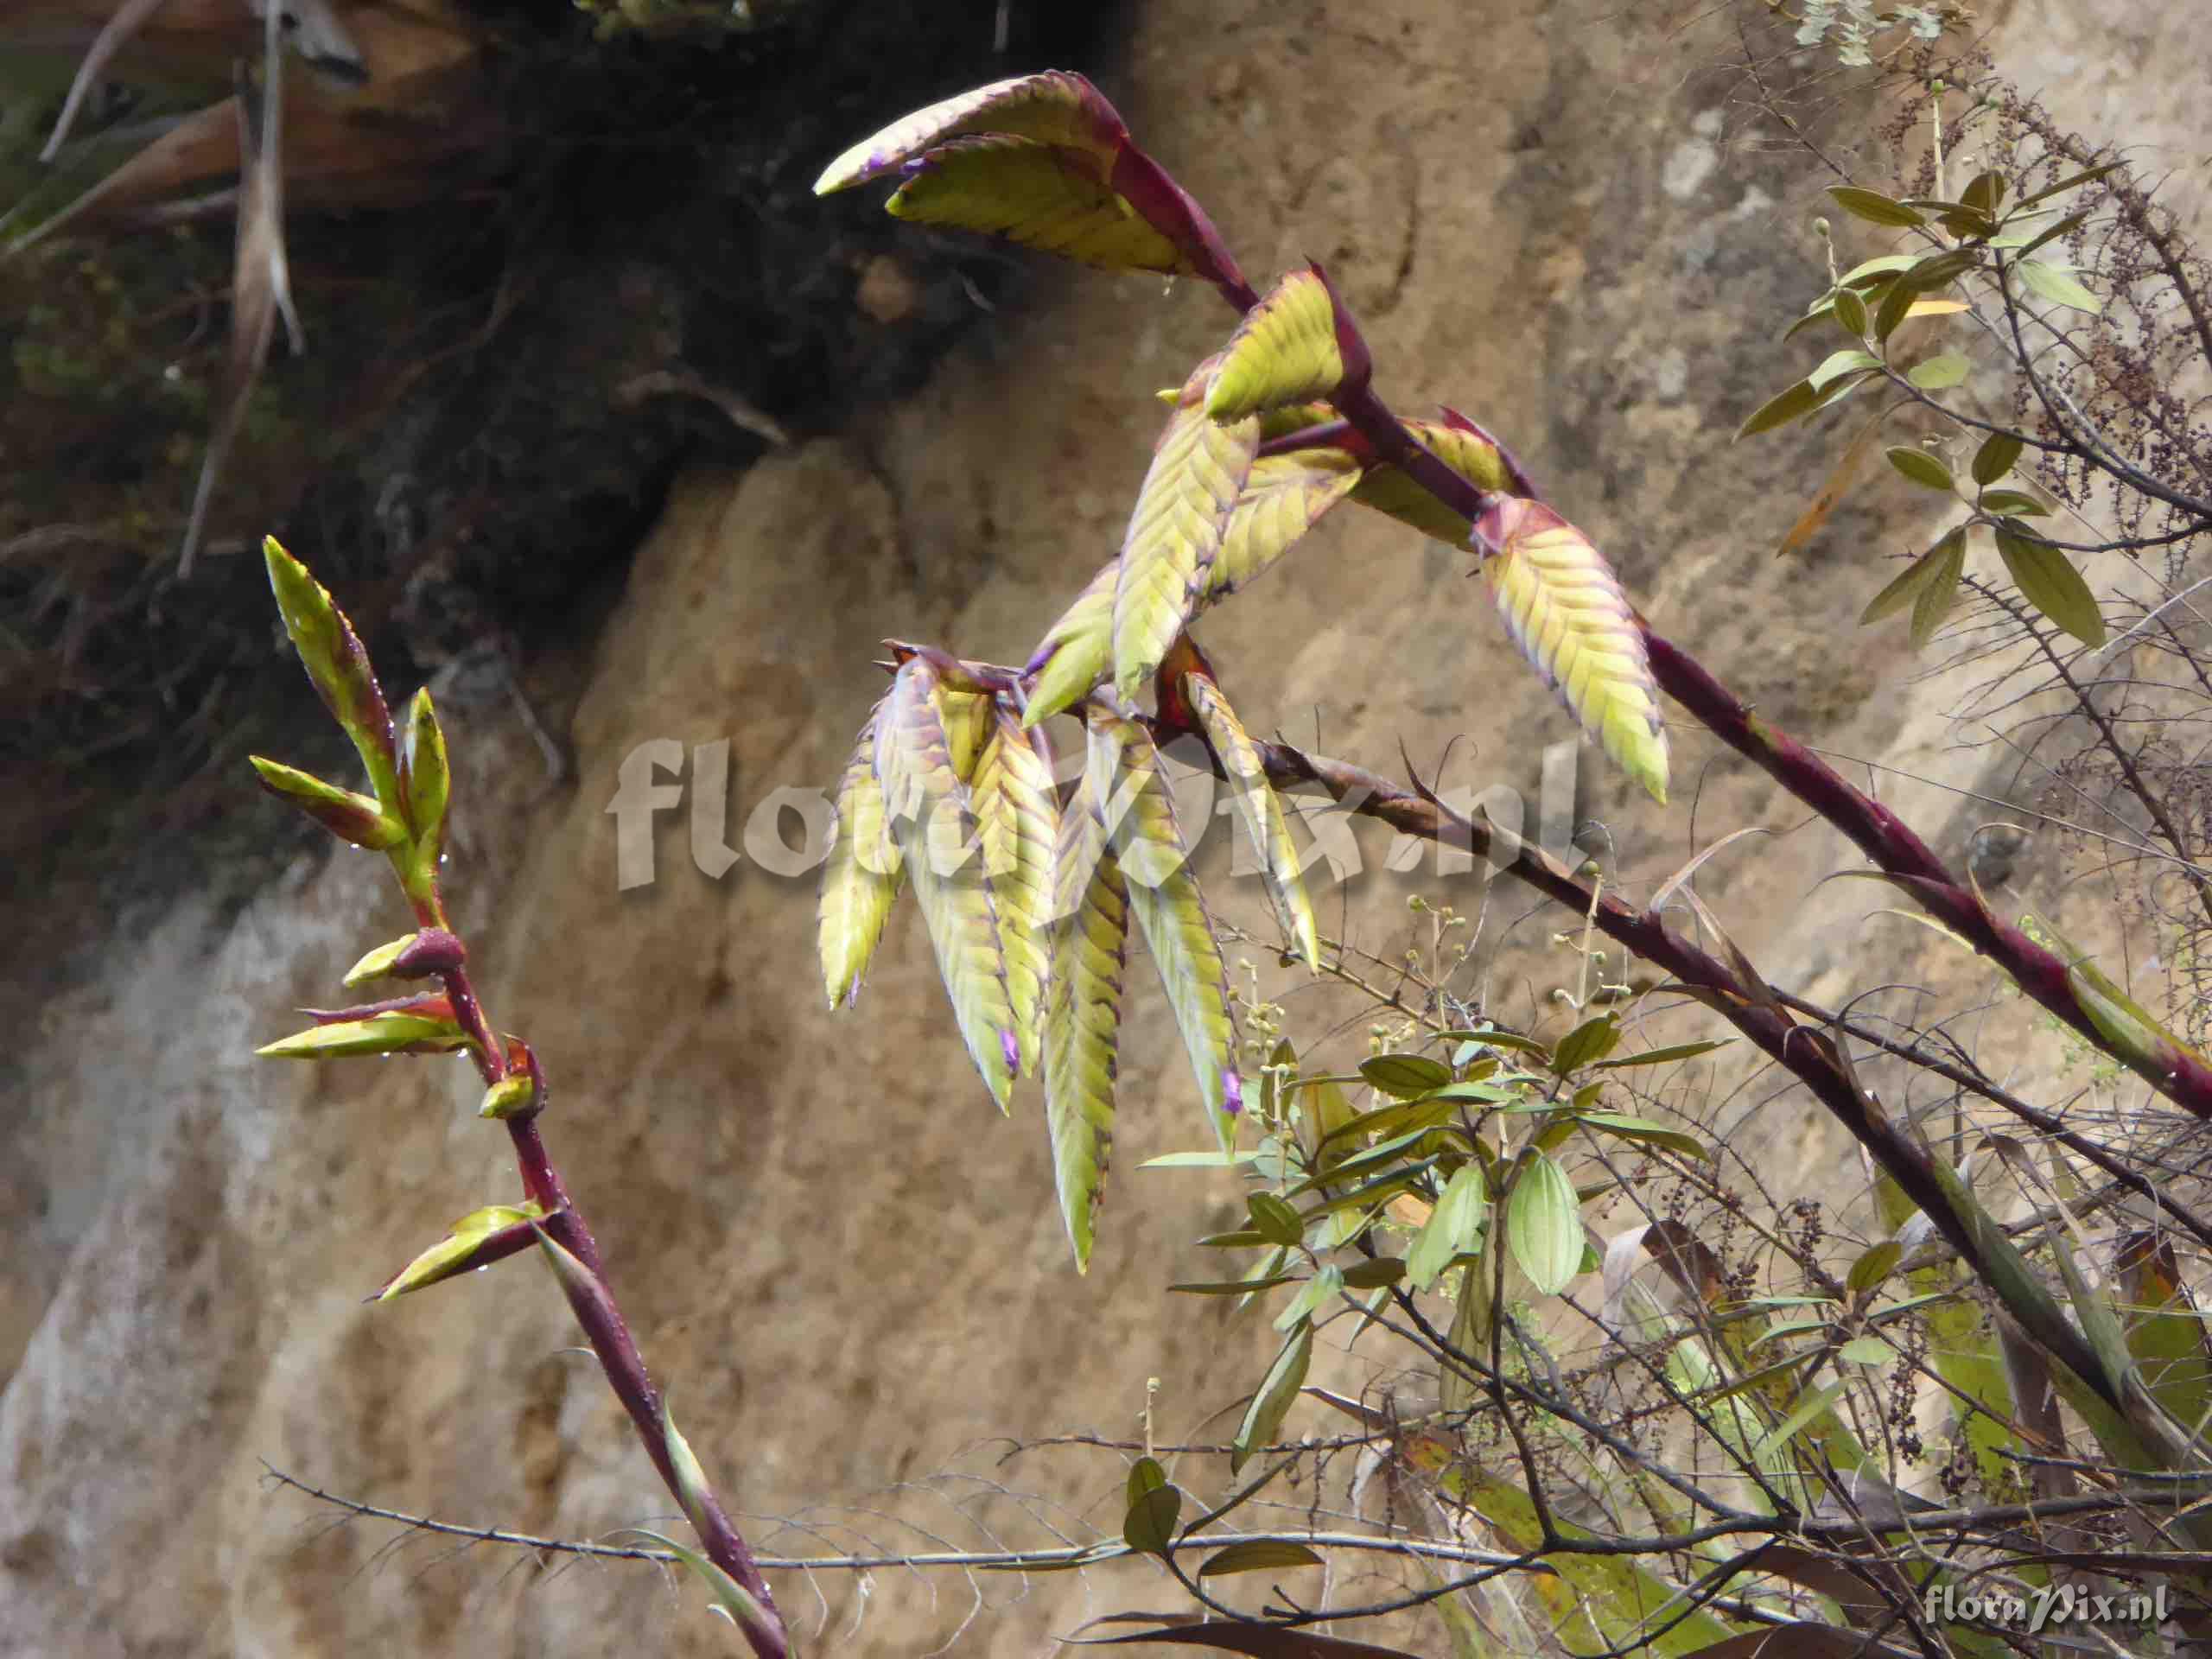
[1970,431,2024,486]
[1341,1256,1406,1289]
[1170,1275,1300,1295]
[1750,1378,1852,1465]
[2003,207,2090,258]
[1827,187,1925,229]
[1360,1053,1453,1098]
[1573,1111,1708,1160]
[1808,348,1883,391]
[1859,540,1951,626]
[1872,276,1916,342]
[1408,1164,1488,1292]
[1232,1323,1313,1473]
[2017,162,2122,209]
[399,688,450,851]
[1885,445,1955,492]
[1549,1014,1619,1075]
[248,757,407,851]
[1978,488,2049,517]
[1832,288,1868,337]
[1840,1336,1897,1366]
[1505,1153,1584,1296]
[1903,248,1983,289]
[1907,353,1970,391]
[2016,257,2102,315]
[1909,528,1968,650]
[1847,1240,1903,1294]
[1248,1192,1305,1249]
[1143,1150,1262,1168]
[1996,524,2106,646]
[1274,1265,1344,1332]
[1592,1039,1736,1070]
[1961,168,2006,219]
[1736,378,1819,441]
[478,1074,538,1120]
[1196,1540,1325,1577]
[1122,1458,1183,1556]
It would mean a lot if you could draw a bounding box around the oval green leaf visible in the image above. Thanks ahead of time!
[1196,1540,1325,1577]
[1827,186,1925,228]
[1885,445,1955,492]
[1505,1153,1584,1296]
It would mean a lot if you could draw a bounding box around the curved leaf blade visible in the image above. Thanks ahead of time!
[1183,672,1321,969]
[876,658,1018,1109]
[1231,1321,1313,1475]
[1094,714,1242,1146]
[819,713,906,1008]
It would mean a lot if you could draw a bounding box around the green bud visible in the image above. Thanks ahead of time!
[343,935,416,988]
[264,537,401,813]
[341,928,467,988]
[250,757,407,851]
[662,1404,715,1538]
[257,998,467,1059]
[478,1074,539,1120]
[372,1203,544,1300]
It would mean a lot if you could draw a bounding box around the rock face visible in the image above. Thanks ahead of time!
[3,3,2203,1655]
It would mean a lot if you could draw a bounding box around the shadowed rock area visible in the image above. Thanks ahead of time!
[3,0,2206,1653]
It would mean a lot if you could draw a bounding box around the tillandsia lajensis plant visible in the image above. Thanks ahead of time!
[247,538,793,1658]
[802,69,2212,1653]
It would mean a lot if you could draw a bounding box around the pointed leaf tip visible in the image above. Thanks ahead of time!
[888,137,1192,275]
[262,538,400,811]
[813,71,1126,195]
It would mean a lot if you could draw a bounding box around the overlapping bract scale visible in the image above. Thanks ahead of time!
[1023,560,1117,729]
[1181,672,1321,970]
[1022,448,1357,725]
[817,718,905,1009]
[874,658,1020,1108]
[812,70,1125,196]
[1206,448,1362,600]
[1205,268,1346,422]
[971,705,1058,1075]
[1478,498,1670,804]
[1112,365,1262,701]
[1346,415,1513,542]
[1089,712,1243,1149]
[887,137,1191,275]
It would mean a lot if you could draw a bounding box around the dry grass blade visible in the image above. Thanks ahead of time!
[38,0,175,162]
[181,16,302,578]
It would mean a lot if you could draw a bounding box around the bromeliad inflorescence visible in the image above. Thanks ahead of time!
[812,70,1669,1270]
